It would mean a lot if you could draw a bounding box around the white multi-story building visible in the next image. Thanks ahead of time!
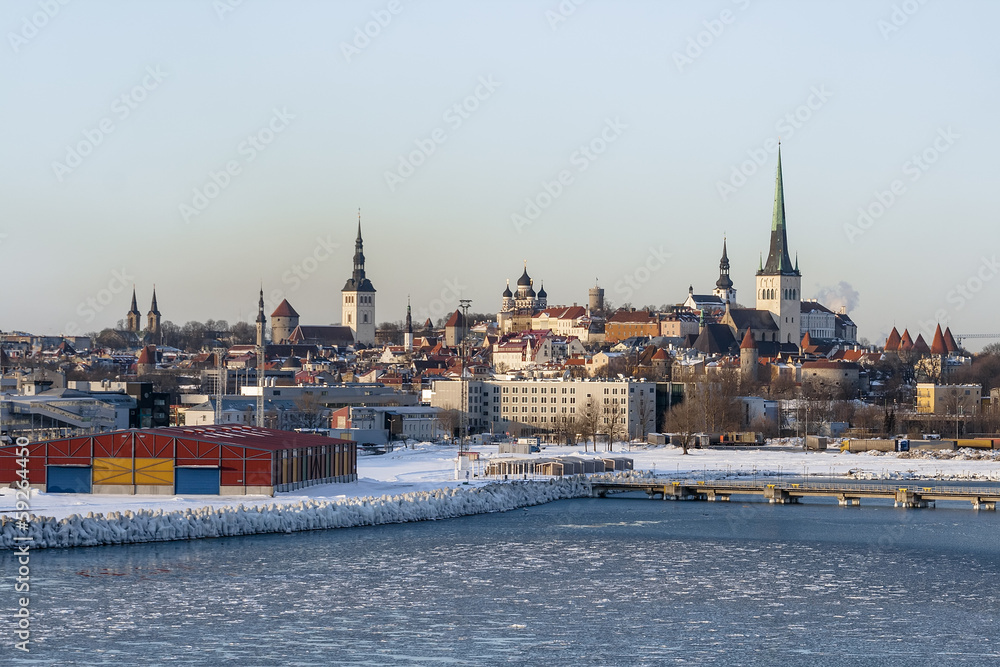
[429,377,657,441]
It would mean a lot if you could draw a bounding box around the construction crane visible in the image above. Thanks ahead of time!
[955,333,1000,346]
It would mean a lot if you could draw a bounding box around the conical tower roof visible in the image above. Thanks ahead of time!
[930,324,947,355]
[760,146,798,276]
[899,330,914,351]
[884,327,901,352]
[943,327,959,353]
[912,334,930,355]
[740,328,757,350]
[129,287,140,315]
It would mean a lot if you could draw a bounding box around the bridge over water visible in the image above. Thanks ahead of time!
[590,479,1000,510]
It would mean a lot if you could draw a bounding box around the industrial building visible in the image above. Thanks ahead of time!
[0,426,356,496]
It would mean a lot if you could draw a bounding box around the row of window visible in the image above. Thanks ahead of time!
[502,406,577,414]
[759,288,798,301]
[503,386,577,394]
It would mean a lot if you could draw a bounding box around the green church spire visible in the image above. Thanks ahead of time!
[760,145,798,276]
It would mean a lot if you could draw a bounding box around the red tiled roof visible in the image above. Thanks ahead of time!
[930,324,947,355]
[609,310,656,323]
[943,327,959,353]
[271,299,299,318]
[899,329,914,351]
[884,327,901,352]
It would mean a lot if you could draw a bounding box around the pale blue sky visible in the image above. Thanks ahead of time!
[2,0,998,348]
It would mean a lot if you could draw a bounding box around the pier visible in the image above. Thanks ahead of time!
[590,479,1000,510]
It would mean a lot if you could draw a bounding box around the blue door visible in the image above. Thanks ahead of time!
[47,466,92,493]
[174,467,220,495]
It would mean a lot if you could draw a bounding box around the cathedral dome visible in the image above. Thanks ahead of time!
[516,267,531,287]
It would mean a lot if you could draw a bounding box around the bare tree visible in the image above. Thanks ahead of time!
[552,414,576,445]
[664,390,704,455]
[287,393,331,430]
[701,370,743,433]
[436,408,462,441]
[575,396,602,453]
[633,389,656,441]
[602,405,627,452]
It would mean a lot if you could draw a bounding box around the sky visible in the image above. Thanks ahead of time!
[1,0,998,350]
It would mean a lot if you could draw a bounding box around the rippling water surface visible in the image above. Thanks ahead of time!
[4,497,1000,665]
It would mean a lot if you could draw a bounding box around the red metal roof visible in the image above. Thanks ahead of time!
[71,426,351,452]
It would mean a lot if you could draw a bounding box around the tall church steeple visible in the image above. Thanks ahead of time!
[255,285,266,348]
[713,237,736,303]
[342,209,377,346]
[127,286,141,333]
[760,146,798,277]
[755,146,802,345]
[404,297,414,352]
[146,286,161,340]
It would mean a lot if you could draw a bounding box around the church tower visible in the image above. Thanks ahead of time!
[255,286,266,348]
[146,287,161,341]
[127,287,141,333]
[342,212,376,346]
[404,297,414,352]
[713,238,737,304]
[740,328,759,383]
[755,147,801,345]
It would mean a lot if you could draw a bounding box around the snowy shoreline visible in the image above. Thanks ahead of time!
[0,477,594,551]
[3,441,999,550]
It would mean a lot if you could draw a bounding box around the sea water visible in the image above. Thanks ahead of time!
[3,496,999,665]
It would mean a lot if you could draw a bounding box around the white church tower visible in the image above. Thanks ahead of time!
[755,147,802,345]
[342,213,377,346]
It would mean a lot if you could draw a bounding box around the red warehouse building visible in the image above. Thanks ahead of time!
[0,426,356,496]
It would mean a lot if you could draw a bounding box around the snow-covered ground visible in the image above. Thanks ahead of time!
[2,440,998,522]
